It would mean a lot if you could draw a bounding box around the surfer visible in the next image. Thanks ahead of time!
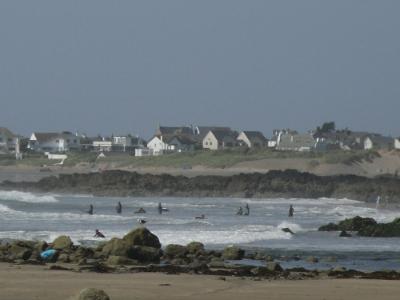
[236,206,243,215]
[288,204,294,217]
[87,204,94,215]
[158,202,163,214]
[134,207,146,214]
[116,201,122,214]
[376,195,381,209]
[138,218,147,225]
[195,214,206,219]
[94,229,105,238]
[244,203,250,216]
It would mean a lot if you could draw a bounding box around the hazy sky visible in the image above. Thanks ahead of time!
[1,1,399,138]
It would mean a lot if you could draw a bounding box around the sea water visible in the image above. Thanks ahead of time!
[1,190,400,271]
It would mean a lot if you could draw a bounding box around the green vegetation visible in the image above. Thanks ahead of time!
[0,149,381,169]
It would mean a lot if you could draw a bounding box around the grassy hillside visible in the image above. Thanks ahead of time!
[0,149,382,169]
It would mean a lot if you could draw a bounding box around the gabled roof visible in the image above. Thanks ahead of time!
[0,127,15,138]
[208,129,237,142]
[31,132,76,143]
[195,126,231,141]
[241,131,267,142]
[165,135,197,145]
[156,126,194,136]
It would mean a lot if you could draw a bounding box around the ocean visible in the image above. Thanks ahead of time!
[1,190,400,271]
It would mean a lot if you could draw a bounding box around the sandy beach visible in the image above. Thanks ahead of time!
[0,263,398,300]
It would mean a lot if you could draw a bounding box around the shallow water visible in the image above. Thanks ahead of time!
[1,190,400,271]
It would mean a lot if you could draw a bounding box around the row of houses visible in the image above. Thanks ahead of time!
[0,125,399,157]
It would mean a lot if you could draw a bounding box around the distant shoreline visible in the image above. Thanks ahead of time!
[1,169,400,202]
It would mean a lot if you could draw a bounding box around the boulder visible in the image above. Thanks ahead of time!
[101,238,132,257]
[57,253,70,263]
[358,218,400,237]
[281,228,294,234]
[164,244,188,259]
[52,235,73,250]
[122,227,161,249]
[318,223,340,231]
[78,288,110,300]
[337,216,377,231]
[306,256,319,263]
[9,242,33,260]
[266,262,283,272]
[130,246,162,263]
[339,230,352,237]
[222,246,244,260]
[106,256,138,266]
[186,242,204,254]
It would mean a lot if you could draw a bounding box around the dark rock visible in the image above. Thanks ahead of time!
[339,230,352,237]
[106,256,138,266]
[101,238,131,257]
[52,235,73,250]
[306,256,319,263]
[266,262,283,272]
[186,242,204,254]
[122,227,161,249]
[337,216,377,231]
[222,246,244,260]
[318,223,340,231]
[78,288,110,300]
[9,243,32,260]
[164,244,188,259]
[130,246,162,263]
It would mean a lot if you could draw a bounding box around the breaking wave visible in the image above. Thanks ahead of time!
[0,190,58,203]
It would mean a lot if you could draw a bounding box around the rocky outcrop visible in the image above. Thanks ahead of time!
[319,216,400,237]
[3,169,400,201]
[222,246,245,260]
[78,288,110,300]
[52,235,73,250]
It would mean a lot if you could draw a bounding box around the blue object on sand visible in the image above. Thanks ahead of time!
[40,249,56,260]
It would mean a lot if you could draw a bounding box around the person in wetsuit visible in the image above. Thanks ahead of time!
[116,201,122,214]
[94,229,105,238]
[237,206,243,215]
[87,204,94,215]
[158,202,163,214]
[288,204,294,217]
[244,203,250,216]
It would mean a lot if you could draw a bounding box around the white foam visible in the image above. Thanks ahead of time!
[154,224,292,246]
[0,190,58,203]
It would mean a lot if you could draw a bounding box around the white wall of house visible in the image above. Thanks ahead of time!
[93,141,112,152]
[135,148,154,157]
[364,137,373,150]
[147,136,174,154]
[29,133,80,153]
[202,132,219,150]
[237,132,251,148]
[395,139,400,150]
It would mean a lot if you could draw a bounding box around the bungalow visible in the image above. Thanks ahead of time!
[237,131,267,148]
[202,129,238,150]
[112,135,146,152]
[276,133,317,152]
[28,132,81,153]
[395,138,400,150]
[363,135,393,150]
[147,135,196,155]
[0,127,18,153]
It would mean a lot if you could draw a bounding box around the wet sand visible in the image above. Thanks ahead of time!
[0,263,399,300]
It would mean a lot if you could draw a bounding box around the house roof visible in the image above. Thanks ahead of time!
[278,133,316,149]
[32,132,76,143]
[241,131,267,142]
[0,127,15,138]
[208,129,237,142]
[194,126,231,141]
[365,135,393,146]
[156,126,194,136]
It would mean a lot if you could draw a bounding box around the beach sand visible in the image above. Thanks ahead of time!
[1,263,399,300]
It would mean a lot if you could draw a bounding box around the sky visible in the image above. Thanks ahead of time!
[0,1,399,139]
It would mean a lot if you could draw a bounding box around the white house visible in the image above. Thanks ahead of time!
[237,131,267,148]
[147,135,195,155]
[202,129,237,150]
[395,138,400,150]
[0,127,18,153]
[93,139,112,152]
[363,135,393,150]
[28,132,81,153]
